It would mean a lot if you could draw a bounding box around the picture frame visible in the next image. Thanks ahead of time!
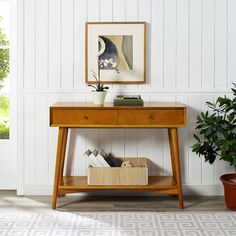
[85,22,146,84]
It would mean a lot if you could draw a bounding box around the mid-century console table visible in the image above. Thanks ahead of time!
[50,102,187,209]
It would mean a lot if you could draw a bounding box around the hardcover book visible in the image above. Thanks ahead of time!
[93,149,111,167]
[104,153,120,167]
[84,149,97,167]
[116,95,141,99]
[91,149,104,167]
[114,99,144,106]
[114,95,144,106]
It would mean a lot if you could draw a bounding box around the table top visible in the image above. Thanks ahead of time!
[51,102,186,110]
[50,102,186,128]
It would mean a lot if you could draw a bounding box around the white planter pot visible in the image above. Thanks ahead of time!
[92,91,107,105]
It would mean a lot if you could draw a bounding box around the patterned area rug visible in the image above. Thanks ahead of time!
[0,211,236,236]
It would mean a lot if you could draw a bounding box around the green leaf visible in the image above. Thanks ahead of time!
[206,101,213,106]
[202,124,209,130]
[192,143,200,153]
[193,134,200,142]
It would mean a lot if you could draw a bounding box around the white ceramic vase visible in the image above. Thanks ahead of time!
[92,91,107,105]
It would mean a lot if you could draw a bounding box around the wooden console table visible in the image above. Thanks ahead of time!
[50,102,187,209]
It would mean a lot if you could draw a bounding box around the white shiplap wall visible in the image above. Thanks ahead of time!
[20,0,236,195]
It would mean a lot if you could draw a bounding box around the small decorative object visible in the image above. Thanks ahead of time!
[85,22,146,84]
[114,95,144,106]
[192,84,236,211]
[121,160,132,168]
[88,58,109,105]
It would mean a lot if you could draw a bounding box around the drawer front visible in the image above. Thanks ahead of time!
[118,109,185,127]
[51,109,118,126]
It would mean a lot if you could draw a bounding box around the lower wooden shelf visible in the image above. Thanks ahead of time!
[58,176,178,195]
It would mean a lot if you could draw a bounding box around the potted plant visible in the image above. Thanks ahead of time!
[192,84,236,210]
[88,59,109,105]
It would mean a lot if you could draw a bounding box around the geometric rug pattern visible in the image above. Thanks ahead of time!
[0,211,236,236]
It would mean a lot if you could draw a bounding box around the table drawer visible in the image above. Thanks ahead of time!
[118,109,185,126]
[50,109,118,126]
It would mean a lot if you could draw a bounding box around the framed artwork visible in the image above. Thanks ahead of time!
[85,22,146,84]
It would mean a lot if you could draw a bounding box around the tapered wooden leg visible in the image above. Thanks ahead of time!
[168,129,176,178]
[52,127,68,209]
[169,128,184,209]
[60,128,68,180]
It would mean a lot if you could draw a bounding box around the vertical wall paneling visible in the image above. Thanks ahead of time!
[87,0,100,21]
[35,0,48,89]
[24,0,36,89]
[138,129,151,171]
[74,0,87,89]
[215,0,227,88]
[124,129,138,157]
[217,161,233,182]
[99,129,112,154]
[150,129,164,176]
[189,0,202,88]
[113,0,125,21]
[61,0,74,88]
[48,0,61,89]
[163,0,177,88]
[150,0,164,88]
[35,96,49,184]
[139,0,151,22]
[228,0,236,87]
[125,0,138,21]
[176,0,189,88]
[112,130,125,158]
[20,0,236,194]
[23,95,36,184]
[188,95,202,184]
[72,128,87,176]
[100,0,113,21]
[201,0,215,88]
[214,149,227,183]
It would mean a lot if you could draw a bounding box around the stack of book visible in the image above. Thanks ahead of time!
[84,149,120,167]
[114,95,144,106]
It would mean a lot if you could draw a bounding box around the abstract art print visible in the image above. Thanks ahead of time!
[86,22,146,84]
[98,35,133,71]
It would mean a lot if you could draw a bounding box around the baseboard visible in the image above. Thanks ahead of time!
[21,184,224,196]
[0,186,17,190]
